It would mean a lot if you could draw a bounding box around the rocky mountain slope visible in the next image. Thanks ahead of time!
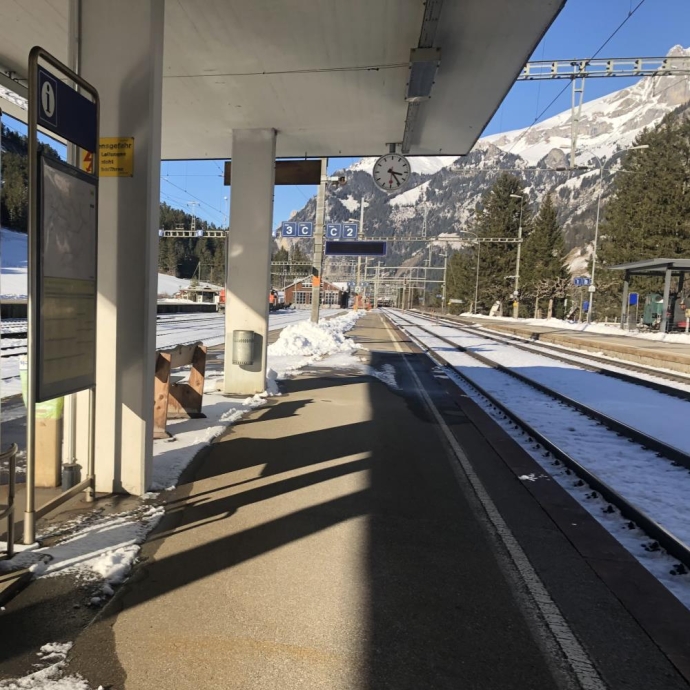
[280,45,690,276]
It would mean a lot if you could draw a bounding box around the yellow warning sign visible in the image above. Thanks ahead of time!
[81,150,94,174]
[99,137,134,177]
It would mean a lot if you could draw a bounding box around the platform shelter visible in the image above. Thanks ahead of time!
[0,0,564,500]
[609,258,690,331]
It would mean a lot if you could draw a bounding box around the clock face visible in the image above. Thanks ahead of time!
[372,154,411,192]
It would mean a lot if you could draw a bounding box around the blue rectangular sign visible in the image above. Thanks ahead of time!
[281,221,297,237]
[629,292,639,306]
[297,222,313,237]
[37,66,97,152]
[325,241,387,257]
[573,277,591,287]
[342,222,358,239]
[326,223,342,239]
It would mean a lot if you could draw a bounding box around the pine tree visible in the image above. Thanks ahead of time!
[290,244,311,272]
[597,112,690,315]
[521,194,569,317]
[445,250,475,312]
[468,173,532,313]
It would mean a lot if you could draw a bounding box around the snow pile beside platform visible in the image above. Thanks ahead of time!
[1,506,164,600]
[151,387,270,491]
[0,642,97,690]
[267,311,363,379]
[268,311,361,358]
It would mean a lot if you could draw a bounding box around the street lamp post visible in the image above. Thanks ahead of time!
[509,194,526,318]
[311,163,346,323]
[587,144,649,323]
[441,253,448,314]
[455,229,480,314]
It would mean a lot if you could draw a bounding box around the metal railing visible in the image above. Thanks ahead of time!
[0,444,19,559]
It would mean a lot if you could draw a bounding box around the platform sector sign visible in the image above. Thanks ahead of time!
[281,221,312,237]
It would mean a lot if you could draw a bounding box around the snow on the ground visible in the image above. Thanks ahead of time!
[0,227,188,298]
[387,312,690,608]
[0,309,379,688]
[267,310,363,379]
[154,309,341,350]
[151,384,271,491]
[1,505,164,597]
[406,316,690,455]
[441,362,690,610]
[0,311,342,401]
[0,228,29,300]
[0,642,98,690]
[465,313,690,344]
[307,352,400,391]
[2,313,363,583]
[365,362,399,390]
[472,322,690,393]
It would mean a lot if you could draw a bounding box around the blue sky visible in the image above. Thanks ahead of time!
[5,0,689,229]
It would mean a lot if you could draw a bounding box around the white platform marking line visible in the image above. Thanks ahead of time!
[400,349,606,690]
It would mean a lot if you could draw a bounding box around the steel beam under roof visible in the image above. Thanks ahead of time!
[0,0,564,159]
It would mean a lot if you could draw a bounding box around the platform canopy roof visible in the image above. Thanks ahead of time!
[608,259,690,276]
[0,0,564,159]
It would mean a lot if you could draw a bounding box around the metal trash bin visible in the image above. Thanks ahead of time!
[61,462,82,491]
[232,330,255,365]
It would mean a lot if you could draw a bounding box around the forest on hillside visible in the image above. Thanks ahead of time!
[0,125,229,284]
[444,106,690,318]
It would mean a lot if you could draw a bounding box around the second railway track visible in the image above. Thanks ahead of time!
[386,308,690,573]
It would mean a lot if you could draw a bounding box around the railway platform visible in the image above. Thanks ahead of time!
[445,314,690,375]
[2,312,690,689]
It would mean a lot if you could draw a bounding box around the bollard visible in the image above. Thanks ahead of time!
[232,330,255,365]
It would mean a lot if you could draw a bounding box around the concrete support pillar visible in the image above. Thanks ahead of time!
[80,0,164,494]
[620,271,630,330]
[661,267,672,333]
[224,129,277,395]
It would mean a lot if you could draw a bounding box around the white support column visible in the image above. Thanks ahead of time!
[224,129,276,395]
[80,0,164,494]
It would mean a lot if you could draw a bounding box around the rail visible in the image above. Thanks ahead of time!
[0,443,18,559]
[387,310,690,571]
[396,311,690,468]
[414,310,690,402]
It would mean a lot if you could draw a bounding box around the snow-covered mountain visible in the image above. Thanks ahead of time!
[285,45,690,274]
[483,44,690,166]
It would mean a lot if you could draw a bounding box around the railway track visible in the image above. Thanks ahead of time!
[386,308,690,572]
[419,310,690,394]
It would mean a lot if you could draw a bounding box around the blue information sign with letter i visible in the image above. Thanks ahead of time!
[326,223,342,239]
[281,221,297,237]
[37,66,97,152]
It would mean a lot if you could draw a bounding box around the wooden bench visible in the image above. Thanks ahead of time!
[154,342,207,439]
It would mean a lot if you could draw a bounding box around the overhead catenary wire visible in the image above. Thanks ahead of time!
[161,177,226,221]
[506,0,649,157]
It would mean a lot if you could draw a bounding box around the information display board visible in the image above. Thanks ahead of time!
[325,241,387,257]
[37,155,97,401]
